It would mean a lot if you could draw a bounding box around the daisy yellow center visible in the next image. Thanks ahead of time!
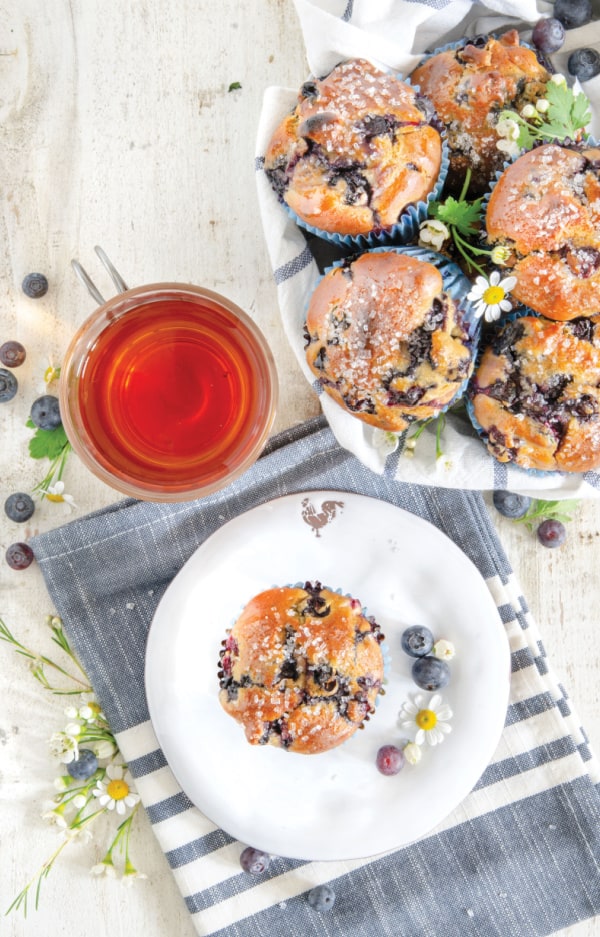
[106,779,129,801]
[482,285,505,305]
[45,493,65,503]
[416,709,437,730]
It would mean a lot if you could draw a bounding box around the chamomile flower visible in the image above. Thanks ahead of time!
[467,271,517,322]
[418,218,450,252]
[93,764,140,815]
[399,693,453,746]
[44,480,76,511]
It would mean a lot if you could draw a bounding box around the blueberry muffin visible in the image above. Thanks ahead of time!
[485,142,600,321]
[469,315,600,472]
[304,250,475,432]
[410,30,550,195]
[264,58,444,242]
[218,582,385,755]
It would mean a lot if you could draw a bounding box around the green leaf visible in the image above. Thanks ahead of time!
[541,80,591,141]
[515,498,580,531]
[228,81,241,92]
[430,195,483,237]
[28,424,69,461]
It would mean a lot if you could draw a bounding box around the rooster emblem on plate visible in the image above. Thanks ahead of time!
[301,498,344,537]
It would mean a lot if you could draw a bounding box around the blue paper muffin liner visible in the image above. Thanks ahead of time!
[305,245,483,430]
[269,67,449,250]
[465,309,564,478]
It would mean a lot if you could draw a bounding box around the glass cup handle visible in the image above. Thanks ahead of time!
[71,245,129,306]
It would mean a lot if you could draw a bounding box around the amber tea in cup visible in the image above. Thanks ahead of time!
[60,284,278,501]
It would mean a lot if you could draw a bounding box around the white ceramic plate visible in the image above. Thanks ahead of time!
[145,491,510,861]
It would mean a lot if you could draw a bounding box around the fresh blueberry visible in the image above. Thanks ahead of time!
[0,368,18,402]
[307,885,336,912]
[22,272,48,298]
[5,542,34,570]
[553,0,592,30]
[537,519,567,548]
[67,748,99,780]
[401,624,434,658]
[239,846,271,875]
[30,394,62,430]
[531,18,566,54]
[412,656,450,692]
[375,744,405,776]
[0,341,26,368]
[492,490,531,520]
[5,492,35,523]
[568,48,600,82]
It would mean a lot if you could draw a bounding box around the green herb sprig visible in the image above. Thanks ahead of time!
[514,498,580,533]
[26,420,72,499]
[500,76,591,150]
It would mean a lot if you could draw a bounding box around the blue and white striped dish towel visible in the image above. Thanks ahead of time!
[30,417,600,937]
[255,0,600,496]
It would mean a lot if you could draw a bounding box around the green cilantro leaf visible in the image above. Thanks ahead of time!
[28,424,69,461]
[541,80,591,142]
[430,195,483,237]
[228,81,242,92]
[515,498,580,532]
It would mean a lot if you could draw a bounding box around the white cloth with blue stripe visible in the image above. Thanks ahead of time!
[255,0,600,496]
[30,416,600,937]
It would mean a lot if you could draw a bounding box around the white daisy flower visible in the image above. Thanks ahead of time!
[418,218,450,252]
[93,764,140,815]
[44,481,77,511]
[399,693,453,746]
[467,271,517,322]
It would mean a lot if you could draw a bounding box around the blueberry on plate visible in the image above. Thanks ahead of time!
[553,0,592,30]
[22,272,49,298]
[5,492,35,523]
[239,846,271,875]
[401,624,434,658]
[568,48,600,82]
[30,394,62,430]
[492,490,531,520]
[531,18,565,55]
[67,748,99,780]
[5,542,34,570]
[375,744,405,776]
[412,656,450,692]
[0,341,26,368]
[0,368,18,402]
[537,519,567,548]
[307,884,336,912]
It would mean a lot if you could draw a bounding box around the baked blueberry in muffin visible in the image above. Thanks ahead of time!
[264,58,444,242]
[304,250,475,432]
[485,142,600,321]
[218,583,385,755]
[469,314,600,472]
[410,30,550,195]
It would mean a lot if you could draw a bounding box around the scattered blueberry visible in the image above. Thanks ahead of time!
[531,17,566,54]
[375,744,405,776]
[0,341,26,368]
[5,542,34,570]
[537,519,567,548]
[0,368,18,402]
[492,490,531,520]
[67,748,99,780]
[4,492,35,523]
[30,394,62,430]
[22,272,48,298]
[307,885,336,912]
[568,48,600,82]
[239,846,271,875]
[553,0,592,30]
[412,656,450,692]
[401,624,434,658]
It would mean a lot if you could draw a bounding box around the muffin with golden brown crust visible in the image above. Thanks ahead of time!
[410,30,550,195]
[304,249,476,432]
[264,58,445,244]
[218,583,385,755]
[468,315,600,473]
[485,142,600,321]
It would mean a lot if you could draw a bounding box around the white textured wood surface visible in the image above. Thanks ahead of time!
[0,3,598,936]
